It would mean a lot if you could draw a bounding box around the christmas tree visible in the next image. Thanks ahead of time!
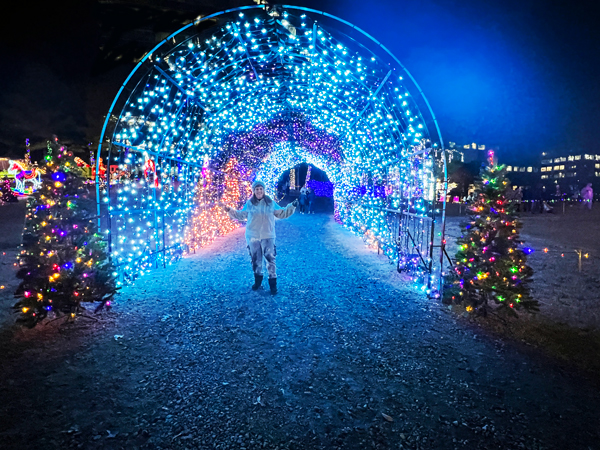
[444,156,538,317]
[1,177,19,203]
[14,139,119,327]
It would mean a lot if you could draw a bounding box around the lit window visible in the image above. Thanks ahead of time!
[596,163,600,169]
[541,175,548,179]
[570,165,577,169]
[585,154,593,160]
[546,166,553,171]
[541,167,546,172]
[568,156,574,161]
[527,167,532,172]
[575,155,581,160]
[506,166,512,171]
[559,165,565,170]
[553,165,560,171]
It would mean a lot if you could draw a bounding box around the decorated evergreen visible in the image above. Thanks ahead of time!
[14,138,119,327]
[1,177,19,203]
[444,155,538,317]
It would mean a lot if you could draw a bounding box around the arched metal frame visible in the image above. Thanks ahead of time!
[96,4,449,294]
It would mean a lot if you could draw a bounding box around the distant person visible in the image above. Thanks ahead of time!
[307,186,316,214]
[581,183,593,210]
[515,187,523,212]
[223,180,298,294]
[299,186,307,214]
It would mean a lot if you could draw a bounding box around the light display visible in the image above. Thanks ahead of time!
[306,179,333,197]
[8,160,42,194]
[304,165,312,187]
[96,6,448,293]
[290,168,296,190]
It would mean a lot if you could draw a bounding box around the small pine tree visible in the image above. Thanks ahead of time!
[1,177,19,203]
[14,139,119,327]
[443,159,538,317]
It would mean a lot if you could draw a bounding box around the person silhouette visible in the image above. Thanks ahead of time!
[581,183,593,210]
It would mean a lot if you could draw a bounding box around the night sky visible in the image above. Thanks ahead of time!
[0,0,598,164]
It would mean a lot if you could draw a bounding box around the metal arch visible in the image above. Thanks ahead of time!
[97,4,444,163]
[96,4,448,293]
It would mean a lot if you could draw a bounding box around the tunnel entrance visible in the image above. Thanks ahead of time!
[276,163,334,214]
[95,5,448,294]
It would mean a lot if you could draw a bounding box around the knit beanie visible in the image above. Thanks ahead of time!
[252,180,266,190]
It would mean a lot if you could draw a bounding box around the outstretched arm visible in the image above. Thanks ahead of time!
[223,204,248,221]
[273,200,297,219]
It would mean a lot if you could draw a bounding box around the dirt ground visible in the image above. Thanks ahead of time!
[1,199,600,449]
[445,202,600,329]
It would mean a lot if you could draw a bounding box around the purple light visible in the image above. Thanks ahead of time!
[306,180,334,197]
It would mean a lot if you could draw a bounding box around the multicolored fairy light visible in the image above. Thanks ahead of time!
[97,6,446,289]
[14,140,118,327]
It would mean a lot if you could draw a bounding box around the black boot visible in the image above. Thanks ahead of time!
[252,274,263,291]
[268,278,277,295]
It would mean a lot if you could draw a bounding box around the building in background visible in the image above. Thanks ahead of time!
[448,142,498,165]
[505,151,600,200]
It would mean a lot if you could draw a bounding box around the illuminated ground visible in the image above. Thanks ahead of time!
[1,201,600,449]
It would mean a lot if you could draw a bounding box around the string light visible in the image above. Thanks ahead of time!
[98,7,441,288]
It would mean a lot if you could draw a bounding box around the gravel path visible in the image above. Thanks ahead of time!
[1,208,599,449]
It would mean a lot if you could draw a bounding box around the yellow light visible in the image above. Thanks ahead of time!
[22,307,29,313]
[41,221,47,226]
[466,306,473,312]
[54,182,62,188]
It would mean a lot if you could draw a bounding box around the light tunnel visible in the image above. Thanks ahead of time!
[95,4,448,292]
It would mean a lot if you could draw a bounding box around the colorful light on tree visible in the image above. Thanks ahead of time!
[14,139,119,327]
[443,161,538,316]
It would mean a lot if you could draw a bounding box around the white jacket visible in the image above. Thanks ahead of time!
[227,197,296,243]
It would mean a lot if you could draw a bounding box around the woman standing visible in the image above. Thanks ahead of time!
[223,180,297,294]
